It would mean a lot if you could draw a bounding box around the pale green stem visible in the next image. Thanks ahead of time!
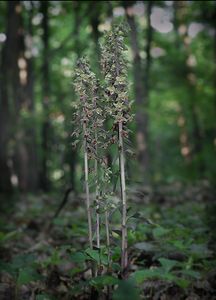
[105,209,111,268]
[118,121,128,271]
[83,122,93,250]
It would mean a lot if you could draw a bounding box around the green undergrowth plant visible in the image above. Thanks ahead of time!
[0,187,215,299]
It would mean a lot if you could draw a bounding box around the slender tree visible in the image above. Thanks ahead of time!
[124,1,153,178]
[0,2,17,192]
[21,1,39,191]
[40,0,50,191]
[0,1,39,192]
[174,1,205,175]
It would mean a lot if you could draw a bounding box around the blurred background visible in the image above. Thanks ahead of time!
[0,0,215,195]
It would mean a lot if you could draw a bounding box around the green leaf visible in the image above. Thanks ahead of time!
[17,268,42,286]
[113,279,140,300]
[0,262,15,276]
[189,244,212,258]
[132,269,160,284]
[127,212,140,221]
[48,249,61,266]
[11,254,37,270]
[174,278,190,289]
[69,267,84,277]
[112,262,121,271]
[90,275,119,289]
[158,258,178,273]
[70,251,87,263]
[172,240,186,251]
[131,212,140,219]
[85,248,100,263]
[134,242,155,252]
[35,294,54,300]
[112,229,122,237]
[153,227,170,238]
[0,230,19,243]
[70,281,88,295]
[180,269,201,279]
[132,267,186,286]
[112,246,121,261]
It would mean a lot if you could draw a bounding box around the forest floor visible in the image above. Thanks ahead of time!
[0,181,216,300]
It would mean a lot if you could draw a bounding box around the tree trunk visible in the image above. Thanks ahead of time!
[214,29,216,151]
[21,2,39,191]
[0,57,11,192]
[124,1,153,178]
[13,2,39,192]
[0,1,22,193]
[40,1,50,191]
[0,1,38,192]
[174,1,205,175]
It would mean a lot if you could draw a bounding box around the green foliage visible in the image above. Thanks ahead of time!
[43,248,62,267]
[158,258,178,273]
[132,262,195,289]
[0,188,215,299]
[85,248,108,265]
[113,279,140,300]
[17,267,42,285]
[129,199,215,291]
[0,253,42,286]
[90,275,119,289]
[71,251,88,263]
[0,230,20,244]
[35,294,54,300]
[153,226,170,238]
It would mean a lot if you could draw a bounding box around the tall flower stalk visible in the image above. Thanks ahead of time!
[73,57,97,251]
[102,166,113,270]
[83,119,93,250]
[73,59,106,276]
[73,24,131,278]
[93,82,100,252]
[101,23,131,272]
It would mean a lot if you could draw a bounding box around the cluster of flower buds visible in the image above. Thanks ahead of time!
[72,57,106,162]
[101,23,132,130]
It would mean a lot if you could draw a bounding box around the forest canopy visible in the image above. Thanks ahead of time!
[0,0,215,193]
